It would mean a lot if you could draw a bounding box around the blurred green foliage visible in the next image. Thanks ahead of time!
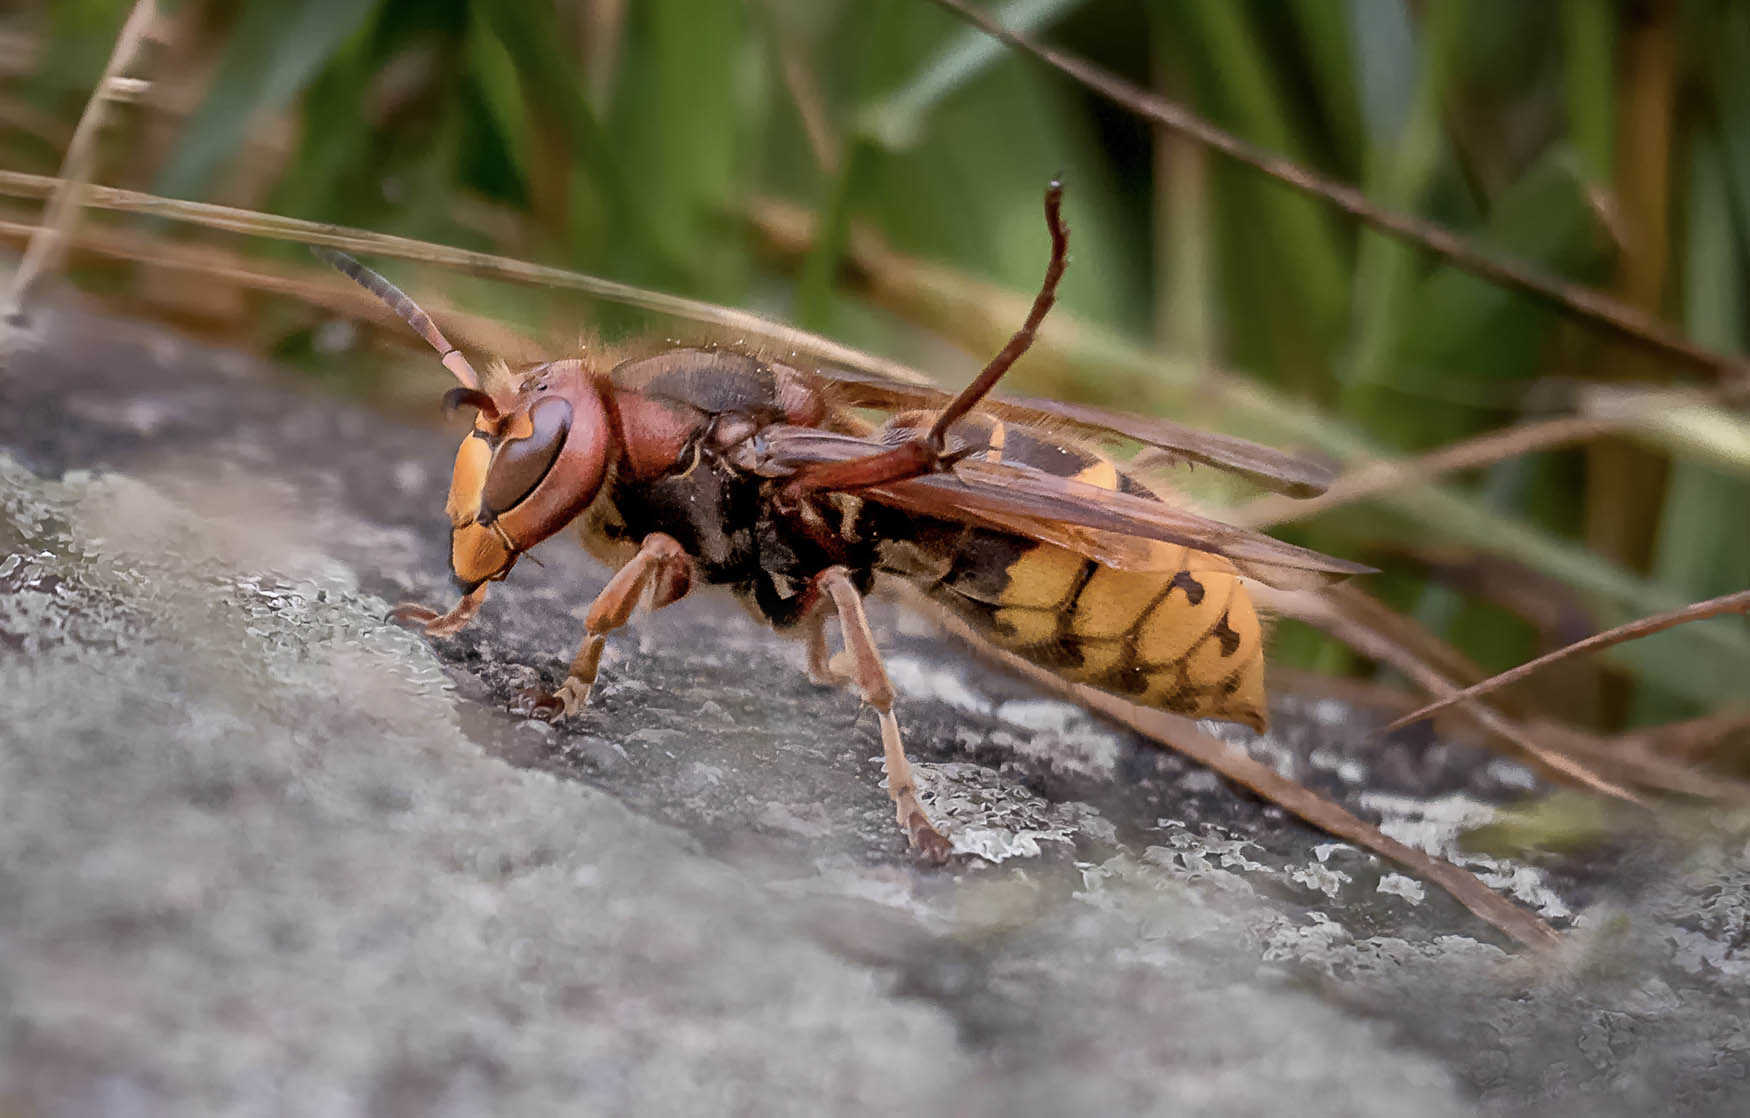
[3,0,1747,728]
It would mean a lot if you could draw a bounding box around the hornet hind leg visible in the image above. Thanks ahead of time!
[808,566,954,864]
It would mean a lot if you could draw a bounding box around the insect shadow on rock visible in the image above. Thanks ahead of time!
[320,183,1369,864]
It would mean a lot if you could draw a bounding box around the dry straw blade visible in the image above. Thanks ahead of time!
[1386,590,1750,734]
[1,0,158,326]
[0,169,932,392]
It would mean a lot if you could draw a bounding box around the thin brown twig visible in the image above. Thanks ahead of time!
[1262,586,1642,803]
[581,0,628,110]
[1613,710,1750,765]
[1236,415,1622,528]
[0,169,934,390]
[1320,583,1488,688]
[926,0,1750,387]
[914,590,1559,948]
[0,215,542,364]
[1519,718,1750,801]
[1285,588,1743,802]
[1386,589,1750,733]
[0,93,74,151]
[1,0,157,325]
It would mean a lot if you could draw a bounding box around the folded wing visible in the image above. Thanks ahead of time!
[744,426,1372,591]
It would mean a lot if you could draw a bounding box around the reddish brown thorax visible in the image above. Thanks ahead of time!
[608,391,704,482]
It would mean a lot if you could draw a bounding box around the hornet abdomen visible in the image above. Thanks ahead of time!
[879,414,1270,730]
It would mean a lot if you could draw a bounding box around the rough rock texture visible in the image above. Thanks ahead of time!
[1,298,1745,1117]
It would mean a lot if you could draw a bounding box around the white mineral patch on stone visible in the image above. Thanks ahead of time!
[994,697,1081,733]
[990,699,1124,778]
[951,825,1045,861]
[1484,757,1539,790]
[1378,874,1427,904]
[1293,862,1354,898]
[1483,865,1572,921]
[1668,924,1750,981]
[1176,768,1224,794]
[912,762,1081,863]
[1359,792,1571,920]
[1359,791,1498,851]
[1310,747,1366,784]
[884,655,991,716]
[1313,842,1356,864]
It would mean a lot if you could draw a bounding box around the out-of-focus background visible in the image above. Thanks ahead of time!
[5,4,1750,1116]
[4,0,1746,738]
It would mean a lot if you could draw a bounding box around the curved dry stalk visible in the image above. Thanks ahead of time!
[1,0,158,325]
[0,94,74,150]
[1299,588,1742,801]
[1614,710,1750,765]
[927,0,1750,387]
[1519,718,1750,801]
[1262,586,1641,803]
[1386,589,1750,733]
[912,590,1559,949]
[0,169,933,391]
[0,216,542,366]
[1236,415,1622,528]
[1318,583,1488,688]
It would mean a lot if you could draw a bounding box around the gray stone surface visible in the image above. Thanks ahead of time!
[1,299,1746,1116]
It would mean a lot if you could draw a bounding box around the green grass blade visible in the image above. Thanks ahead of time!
[1159,0,1349,389]
[478,0,687,284]
[156,0,380,203]
[605,0,757,297]
[463,13,532,199]
[1558,0,1616,184]
[1632,129,1750,718]
[1339,0,1464,435]
[861,0,1087,150]
[1389,155,1601,447]
[1282,0,1362,168]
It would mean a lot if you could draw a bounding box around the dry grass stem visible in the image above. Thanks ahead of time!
[1,0,158,327]
[1387,589,1750,732]
[1237,415,1622,528]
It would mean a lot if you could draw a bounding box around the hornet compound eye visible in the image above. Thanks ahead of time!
[480,396,572,520]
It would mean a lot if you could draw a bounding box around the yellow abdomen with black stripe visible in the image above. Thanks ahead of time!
[880,415,1269,730]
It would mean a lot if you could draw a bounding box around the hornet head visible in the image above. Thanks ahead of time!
[318,251,613,589]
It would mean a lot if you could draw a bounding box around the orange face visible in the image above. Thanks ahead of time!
[443,368,613,590]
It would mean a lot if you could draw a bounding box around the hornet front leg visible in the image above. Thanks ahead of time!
[527,532,692,718]
[390,582,488,637]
